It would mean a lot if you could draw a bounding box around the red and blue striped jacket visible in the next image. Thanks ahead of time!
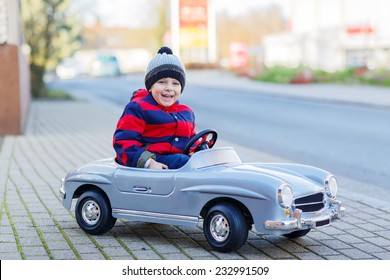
[113,89,196,167]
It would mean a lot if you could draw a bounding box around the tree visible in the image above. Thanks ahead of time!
[21,0,81,98]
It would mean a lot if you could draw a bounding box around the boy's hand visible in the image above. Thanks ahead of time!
[148,158,168,169]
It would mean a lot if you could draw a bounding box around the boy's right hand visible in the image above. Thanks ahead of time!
[148,158,168,169]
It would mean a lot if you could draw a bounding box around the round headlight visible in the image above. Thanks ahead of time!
[278,184,293,208]
[325,175,338,197]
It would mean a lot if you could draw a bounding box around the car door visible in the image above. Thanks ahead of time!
[114,167,175,196]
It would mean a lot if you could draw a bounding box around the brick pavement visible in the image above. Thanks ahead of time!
[1,98,390,260]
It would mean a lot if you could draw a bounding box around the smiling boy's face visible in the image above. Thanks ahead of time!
[150,77,182,107]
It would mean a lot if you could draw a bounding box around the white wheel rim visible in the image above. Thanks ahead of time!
[81,199,101,226]
[210,214,230,242]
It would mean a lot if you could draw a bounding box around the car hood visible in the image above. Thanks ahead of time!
[226,164,323,196]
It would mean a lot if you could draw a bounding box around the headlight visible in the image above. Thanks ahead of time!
[325,175,338,197]
[278,184,293,208]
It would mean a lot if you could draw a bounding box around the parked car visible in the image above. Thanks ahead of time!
[56,58,85,79]
[90,55,121,77]
[59,129,345,252]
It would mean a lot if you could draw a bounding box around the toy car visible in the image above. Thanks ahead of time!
[60,129,345,252]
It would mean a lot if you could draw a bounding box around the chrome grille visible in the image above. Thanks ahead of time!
[294,192,325,212]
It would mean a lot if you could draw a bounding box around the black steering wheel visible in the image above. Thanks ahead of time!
[183,129,218,155]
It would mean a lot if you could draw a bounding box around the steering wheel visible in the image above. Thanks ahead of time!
[183,129,218,155]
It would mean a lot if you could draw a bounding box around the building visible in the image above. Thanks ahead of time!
[263,0,390,71]
[0,0,30,135]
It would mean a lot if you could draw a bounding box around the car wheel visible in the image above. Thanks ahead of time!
[283,229,311,239]
[203,203,248,252]
[75,190,116,235]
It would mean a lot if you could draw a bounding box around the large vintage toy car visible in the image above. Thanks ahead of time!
[60,129,345,252]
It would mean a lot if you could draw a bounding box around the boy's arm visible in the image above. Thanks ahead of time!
[113,102,152,167]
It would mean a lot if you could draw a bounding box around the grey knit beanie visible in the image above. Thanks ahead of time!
[145,46,186,92]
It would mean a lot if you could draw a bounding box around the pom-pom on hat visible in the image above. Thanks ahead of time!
[145,46,186,92]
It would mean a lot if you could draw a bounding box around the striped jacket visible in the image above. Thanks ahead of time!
[113,89,196,167]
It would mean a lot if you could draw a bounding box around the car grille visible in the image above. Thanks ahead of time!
[294,192,325,212]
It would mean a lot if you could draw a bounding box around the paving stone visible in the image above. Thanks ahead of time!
[101,246,130,257]
[364,237,390,247]
[132,249,162,260]
[293,252,324,260]
[352,242,386,253]
[50,249,78,260]
[0,234,16,243]
[375,230,390,239]
[150,244,182,254]
[371,252,390,260]
[306,245,340,255]
[22,245,48,256]
[319,239,353,249]
[0,252,23,260]
[18,236,44,247]
[212,251,245,260]
[339,248,374,259]
[161,253,190,260]
[0,242,19,252]
[335,234,365,244]
[324,254,351,260]
[79,253,107,260]
[347,228,377,238]
[356,223,386,231]
[181,247,214,258]
[261,245,294,259]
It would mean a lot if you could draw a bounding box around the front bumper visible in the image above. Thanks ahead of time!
[265,200,345,231]
[59,178,66,199]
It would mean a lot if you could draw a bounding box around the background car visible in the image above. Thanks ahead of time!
[90,55,121,77]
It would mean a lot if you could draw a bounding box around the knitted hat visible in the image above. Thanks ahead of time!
[145,46,186,92]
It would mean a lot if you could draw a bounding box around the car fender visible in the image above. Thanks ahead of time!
[62,174,112,209]
[66,173,112,185]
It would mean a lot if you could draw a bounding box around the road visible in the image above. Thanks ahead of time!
[48,74,390,206]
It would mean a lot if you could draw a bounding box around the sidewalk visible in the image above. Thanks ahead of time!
[1,74,390,260]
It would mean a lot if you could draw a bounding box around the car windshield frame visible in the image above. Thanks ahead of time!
[189,147,242,169]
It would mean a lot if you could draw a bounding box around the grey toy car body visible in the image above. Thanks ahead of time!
[60,130,345,252]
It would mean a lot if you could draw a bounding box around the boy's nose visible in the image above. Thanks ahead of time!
[165,82,173,90]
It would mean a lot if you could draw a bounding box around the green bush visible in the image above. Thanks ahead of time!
[255,66,300,84]
[255,66,390,87]
[41,89,73,100]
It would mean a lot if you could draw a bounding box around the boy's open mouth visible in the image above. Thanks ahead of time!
[161,93,174,100]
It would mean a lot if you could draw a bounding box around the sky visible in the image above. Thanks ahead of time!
[78,0,291,28]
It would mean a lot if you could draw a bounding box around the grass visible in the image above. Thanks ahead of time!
[34,88,73,100]
[45,89,73,100]
[255,66,390,87]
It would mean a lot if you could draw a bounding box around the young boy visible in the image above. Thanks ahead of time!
[113,46,196,169]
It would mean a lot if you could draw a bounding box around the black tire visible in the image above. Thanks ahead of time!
[203,203,248,253]
[283,229,311,239]
[75,190,116,235]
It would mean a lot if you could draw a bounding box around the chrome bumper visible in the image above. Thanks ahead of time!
[59,178,66,199]
[265,200,345,231]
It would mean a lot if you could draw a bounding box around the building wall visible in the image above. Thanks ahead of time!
[0,0,30,135]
